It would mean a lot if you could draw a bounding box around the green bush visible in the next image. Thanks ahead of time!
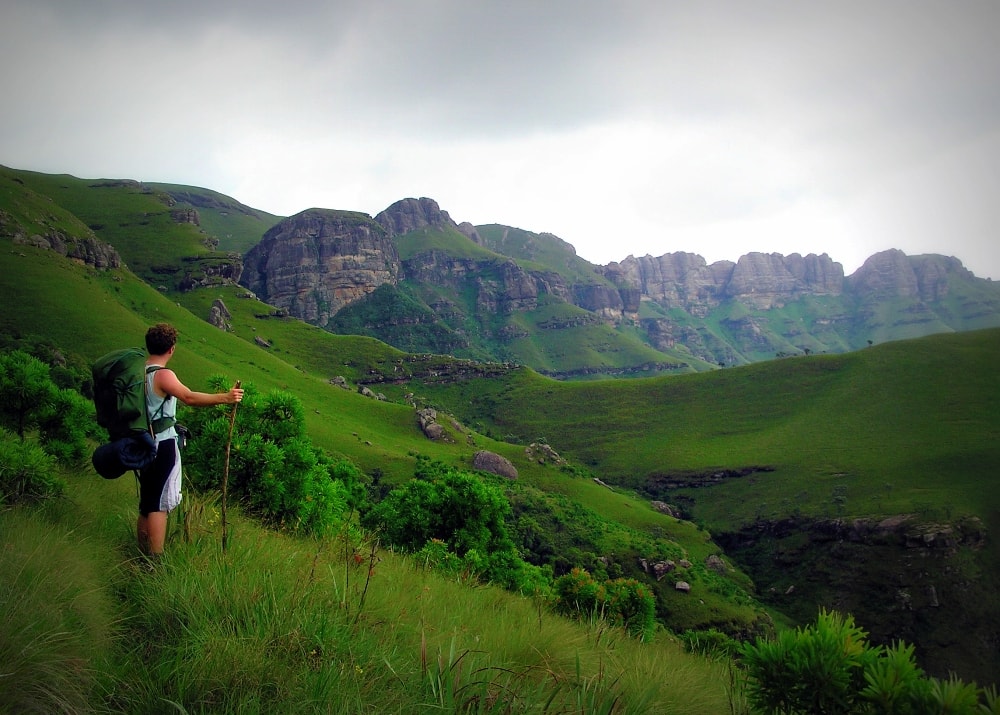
[0,428,63,504]
[553,568,656,640]
[740,609,992,714]
[0,349,58,439]
[181,380,360,536]
[361,458,546,591]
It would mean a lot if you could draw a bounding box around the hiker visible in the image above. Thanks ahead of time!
[138,323,243,557]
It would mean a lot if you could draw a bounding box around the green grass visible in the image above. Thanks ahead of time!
[1,472,737,714]
[145,182,283,254]
[440,330,1000,533]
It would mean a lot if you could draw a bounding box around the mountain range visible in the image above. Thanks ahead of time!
[4,165,998,377]
[235,196,1000,374]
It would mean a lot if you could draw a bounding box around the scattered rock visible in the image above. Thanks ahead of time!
[651,501,682,518]
[473,450,518,480]
[416,408,444,440]
[525,442,566,465]
[675,581,691,593]
[705,554,729,573]
[208,298,231,330]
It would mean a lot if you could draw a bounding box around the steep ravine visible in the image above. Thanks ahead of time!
[714,514,998,685]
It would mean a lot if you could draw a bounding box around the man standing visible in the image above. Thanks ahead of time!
[139,323,243,557]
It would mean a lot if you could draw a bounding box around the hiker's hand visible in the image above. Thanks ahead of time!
[229,385,244,404]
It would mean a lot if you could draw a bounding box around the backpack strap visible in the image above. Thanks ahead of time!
[144,365,176,435]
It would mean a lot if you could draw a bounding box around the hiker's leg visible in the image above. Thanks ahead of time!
[137,438,178,555]
[146,511,168,554]
[137,513,151,552]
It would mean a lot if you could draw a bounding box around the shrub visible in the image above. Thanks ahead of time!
[741,609,992,714]
[180,380,358,535]
[0,350,58,439]
[553,568,655,639]
[0,428,63,504]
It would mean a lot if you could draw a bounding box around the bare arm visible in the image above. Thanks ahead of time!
[154,369,243,407]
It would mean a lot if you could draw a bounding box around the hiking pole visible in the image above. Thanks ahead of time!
[221,380,241,554]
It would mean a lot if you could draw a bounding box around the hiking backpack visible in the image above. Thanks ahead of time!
[92,347,158,440]
[91,347,174,479]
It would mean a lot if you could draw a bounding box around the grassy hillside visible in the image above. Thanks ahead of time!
[146,182,283,254]
[2,166,998,686]
[421,329,1000,533]
[409,328,1000,681]
[1,455,736,713]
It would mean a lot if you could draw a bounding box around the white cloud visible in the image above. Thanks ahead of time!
[2,0,999,278]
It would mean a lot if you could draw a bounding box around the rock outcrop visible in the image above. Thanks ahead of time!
[238,195,1000,368]
[473,450,518,480]
[602,251,844,312]
[5,210,122,269]
[241,208,400,326]
[847,249,972,302]
[208,298,231,331]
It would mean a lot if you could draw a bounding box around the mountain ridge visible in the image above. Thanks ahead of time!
[242,195,1000,369]
[3,165,998,373]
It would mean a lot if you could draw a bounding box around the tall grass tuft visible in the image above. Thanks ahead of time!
[0,509,116,714]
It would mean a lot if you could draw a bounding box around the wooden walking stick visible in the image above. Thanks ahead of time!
[221,380,241,554]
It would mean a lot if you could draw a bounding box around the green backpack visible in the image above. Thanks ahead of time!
[91,347,172,440]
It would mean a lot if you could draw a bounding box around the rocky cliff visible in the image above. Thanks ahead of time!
[847,249,971,302]
[601,251,845,313]
[240,195,1000,370]
[241,209,399,325]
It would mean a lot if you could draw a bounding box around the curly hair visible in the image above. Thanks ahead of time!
[145,323,178,356]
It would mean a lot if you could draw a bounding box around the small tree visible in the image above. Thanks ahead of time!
[361,458,528,587]
[0,350,59,440]
[181,379,362,536]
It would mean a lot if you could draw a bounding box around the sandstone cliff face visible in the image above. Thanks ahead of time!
[241,209,399,325]
[602,251,843,313]
[375,197,455,235]
[239,195,998,368]
[847,249,970,302]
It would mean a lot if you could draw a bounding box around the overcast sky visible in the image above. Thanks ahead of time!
[2,1,999,278]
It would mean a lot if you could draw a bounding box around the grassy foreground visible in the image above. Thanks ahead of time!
[1,472,736,714]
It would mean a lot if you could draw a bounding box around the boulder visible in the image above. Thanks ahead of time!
[473,450,518,480]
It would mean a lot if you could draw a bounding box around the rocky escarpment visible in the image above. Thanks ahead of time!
[1,206,122,269]
[239,193,1000,368]
[375,197,454,235]
[378,198,575,316]
[241,209,400,326]
[847,249,971,302]
[716,514,996,682]
[601,251,845,313]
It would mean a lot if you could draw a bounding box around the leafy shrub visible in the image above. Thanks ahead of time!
[0,348,95,465]
[181,380,359,535]
[0,428,63,504]
[553,568,656,639]
[362,458,540,590]
[741,609,992,714]
[37,386,96,465]
[0,350,58,439]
